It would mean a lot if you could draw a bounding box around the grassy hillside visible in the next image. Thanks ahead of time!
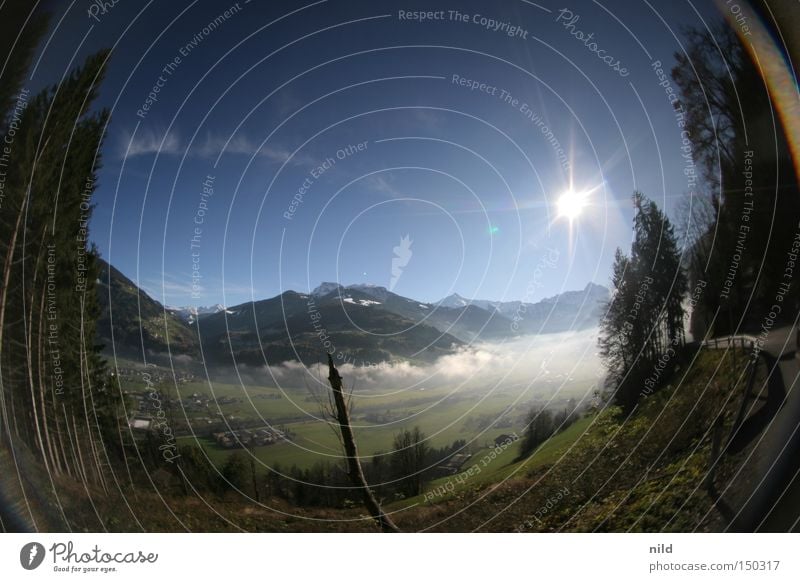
[96,258,198,356]
[390,414,594,510]
[397,346,752,532]
[173,377,564,471]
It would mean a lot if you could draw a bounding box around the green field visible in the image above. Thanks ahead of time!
[390,414,594,509]
[163,374,595,473]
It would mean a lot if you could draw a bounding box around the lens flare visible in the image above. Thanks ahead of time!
[556,190,588,220]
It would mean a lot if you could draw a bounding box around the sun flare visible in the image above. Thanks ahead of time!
[556,189,588,220]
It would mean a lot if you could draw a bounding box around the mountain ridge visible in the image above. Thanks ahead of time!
[96,260,609,365]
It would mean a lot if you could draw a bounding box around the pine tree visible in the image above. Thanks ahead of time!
[390,426,430,497]
[598,192,688,411]
[517,407,555,459]
[672,21,800,334]
[0,5,50,451]
[598,248,633,389]
[0,36,118,486]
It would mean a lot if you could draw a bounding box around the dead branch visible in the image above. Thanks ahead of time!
[326,354,399,533]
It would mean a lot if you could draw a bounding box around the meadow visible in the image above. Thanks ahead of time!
[166,371,596,472]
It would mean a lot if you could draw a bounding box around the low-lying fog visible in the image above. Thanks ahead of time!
[221,329,605,402]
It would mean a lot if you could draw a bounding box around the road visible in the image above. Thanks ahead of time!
[704,326,800,531]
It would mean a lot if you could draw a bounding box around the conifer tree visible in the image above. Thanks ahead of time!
[672,22,800,333]
[599,192,688,411]
[0,10,117,485]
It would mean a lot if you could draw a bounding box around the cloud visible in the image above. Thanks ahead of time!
[120,127,182,158]
[196,133,288,162]
[119,127,319,168]
[247,329,603,401]
[140,275,195,302]
[362,173,405,199]
[141,272,258,307]
[411,109,446,129]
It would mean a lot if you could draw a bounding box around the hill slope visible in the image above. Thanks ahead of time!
[95,258,198,357]
[198,289,462,366]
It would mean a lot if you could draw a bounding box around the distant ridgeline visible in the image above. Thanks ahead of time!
[95,264,609,366]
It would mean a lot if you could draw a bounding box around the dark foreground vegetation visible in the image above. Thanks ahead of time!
[1,4,797,532]
[10,347,752,532]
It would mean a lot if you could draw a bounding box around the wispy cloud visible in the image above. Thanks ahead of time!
[362,173,405,199]
[120,127,183,158]
[411,109,446,130]
[119,127,319,168]
[140,275,194,302]
[195,133,290,162]
[141,271,258,307]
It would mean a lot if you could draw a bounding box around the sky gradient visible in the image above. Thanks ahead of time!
[35,0,723,307]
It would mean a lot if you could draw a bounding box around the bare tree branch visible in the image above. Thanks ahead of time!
[326,354,399,533]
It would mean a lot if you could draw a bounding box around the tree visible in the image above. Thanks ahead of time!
[674,192,716,339]
[0,4,118,487]
[326,355,399,532]
[672,20,800,334]
[176,445,223,495]
[0,4,49,123]
[390,426,430,497]
[598,192,688,412]
[221,452,250,494]
[631,192,688,356]
[598,248,633,389]
[0,3,50,455]
[518,407,554,459]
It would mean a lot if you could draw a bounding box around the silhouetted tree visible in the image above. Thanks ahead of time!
[221,452,250,494]
[326,355,399,531]
[598,192,687,411]
[390,426,430,497]
[518,407,555,459]
[672,21,800,334]
[0,1,118,487]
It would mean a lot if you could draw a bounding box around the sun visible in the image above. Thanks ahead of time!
[556,189,588,220]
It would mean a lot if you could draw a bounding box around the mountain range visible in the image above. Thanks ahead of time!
[166,304,226,325]
[95,259,609,366]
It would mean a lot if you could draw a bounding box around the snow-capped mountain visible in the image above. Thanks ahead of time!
[437,293,526,316]
[99,259,610,365]
[307,281,610,341]
[310,283,388,307]
[310,282,344,297]
[166,303,225,324]
[311,282,390,301]
[438,293,471,308]
[539,282,609,306]
[346,283,390,301]
[437,283,609,319]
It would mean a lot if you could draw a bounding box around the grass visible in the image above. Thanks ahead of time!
[169,376,594,472]
[394,346,753,532]
[180,403,532,472]
[390,414,594,509]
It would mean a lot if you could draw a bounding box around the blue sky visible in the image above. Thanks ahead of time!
[35,0,722,307]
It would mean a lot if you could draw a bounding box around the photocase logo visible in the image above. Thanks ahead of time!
[390,235,413,291]
[20,542,45,570]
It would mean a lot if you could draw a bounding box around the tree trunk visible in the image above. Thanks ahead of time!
[326,354,399,533]
[36,289,61,474]
[0,197,27,441]
[25,286,51,476]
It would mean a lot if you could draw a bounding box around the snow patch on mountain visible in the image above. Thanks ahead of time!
[167,304,225,324]
[436,283,609,316]
[438,293,470,308]
[311,282,344,297]
[343,296,382,306]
